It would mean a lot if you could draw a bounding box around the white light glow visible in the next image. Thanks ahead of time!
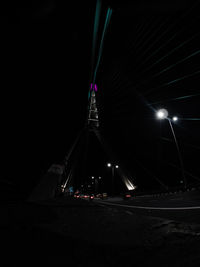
[123,177,136,190]
[107,163,111,167]
[172,116,178,121]
[115,165,119,168]
[156,109,168,119]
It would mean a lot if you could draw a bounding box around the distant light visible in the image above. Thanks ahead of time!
[107,163,111,167]
[115,165,119,169]
[91,176,94,179]
[172,116,178,122]
[156,109,168,119]
[99,176,101,179]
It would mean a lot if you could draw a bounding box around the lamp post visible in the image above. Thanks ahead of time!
[107,163,119,196]
[98,176,102,193]
[156,109,187,189]
[91,176,95,193]
[91,176,102,193]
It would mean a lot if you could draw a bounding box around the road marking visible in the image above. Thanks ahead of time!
[169,198,183,201]
[125,210,133,215]
[95,200,200,211]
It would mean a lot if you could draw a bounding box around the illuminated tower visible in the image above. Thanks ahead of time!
[29,1,136,201]
[60,1,135,193]
[88,83,99,128]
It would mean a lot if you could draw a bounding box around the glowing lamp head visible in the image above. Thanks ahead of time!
[107,163,111,167]
[172,116,178,122]
[156,109,168,120]
[115,165,119,169]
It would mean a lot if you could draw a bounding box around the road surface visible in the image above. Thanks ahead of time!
[94,189,200,224]
[1,194,200,266]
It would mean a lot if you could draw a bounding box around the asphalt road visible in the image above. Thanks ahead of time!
[1,195,200,266]
[95,189,200,224]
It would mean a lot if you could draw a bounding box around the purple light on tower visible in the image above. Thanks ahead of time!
[90,83,98,92]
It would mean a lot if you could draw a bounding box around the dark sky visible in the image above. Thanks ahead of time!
[1,0,200,193]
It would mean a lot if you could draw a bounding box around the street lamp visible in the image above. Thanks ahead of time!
[91,176,101,193]
[156,109,186,189]
[172,116,178,122]
[156,108,168,120]
[107,163,119,196]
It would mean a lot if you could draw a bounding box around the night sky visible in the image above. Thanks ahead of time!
[1,0,200,195]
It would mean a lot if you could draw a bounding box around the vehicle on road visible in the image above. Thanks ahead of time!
[89,194,94,201]
[102,193,108,199]
[123,192,132,200]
